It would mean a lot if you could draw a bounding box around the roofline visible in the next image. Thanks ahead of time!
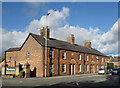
[42,46,106,57]
[5,32,106,57]
[5,33,32,52]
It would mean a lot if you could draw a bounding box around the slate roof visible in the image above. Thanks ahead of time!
[110,58,120,62]
[6,33,106,56]
[6,47,20,52]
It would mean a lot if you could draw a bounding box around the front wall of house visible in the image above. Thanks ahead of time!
[6,35,44,77]
[44,48,107,77]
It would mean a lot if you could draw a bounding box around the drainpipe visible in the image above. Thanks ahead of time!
[58,49,60,75]
[5,51,6,75]
[83,53,85,74]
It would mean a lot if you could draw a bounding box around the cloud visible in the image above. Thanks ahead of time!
[1,7,119,56]
[27,7,69,32]
[25,2,41,8]
[1,7,69,55]
[1,28,28,55]
[24,8,38,17]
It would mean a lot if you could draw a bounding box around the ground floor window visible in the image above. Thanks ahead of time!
[49,63,53,73]
[96,65,98,71]
[79,64,81,72]
[86,64,89,72]
[62,64,66,73]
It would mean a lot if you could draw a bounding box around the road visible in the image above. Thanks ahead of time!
[1,73,120,88]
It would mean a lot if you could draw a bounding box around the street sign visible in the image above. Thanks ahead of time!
[6,68,16,71]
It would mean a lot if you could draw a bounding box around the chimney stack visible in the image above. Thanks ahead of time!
[67,34,75,44]
[40,26,50,39]
[85,40,91,48]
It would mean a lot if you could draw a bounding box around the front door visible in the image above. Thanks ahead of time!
[73,64,75,75]
[91,64,92,73]
[69,64,72,75]
[93,64,94,73]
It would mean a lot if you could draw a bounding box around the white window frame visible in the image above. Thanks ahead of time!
[52,64,54,73]
[79,64,81,72]
[27,51,30,60]
[72,53,74,56]
[86,64,89,72]
[49,50,54,59]
[86,55,88,61]
[62,64,66,73]
[79,54,81,60]
[96,57,99,62]
[49,63,54,73]
[102,58,104,62]
[96,65,98,71]
[105,58,107,62]
[62,52,66,59]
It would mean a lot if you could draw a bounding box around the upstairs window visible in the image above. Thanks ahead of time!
[102,58,104,62]
[62,64,66,73]
[96,57,99,62]
[79,54,81,60]
[49,50,54,59]
[62,52,66,59]
[86,55,89,61]
[27,51,30,60]
[105,58,107,62]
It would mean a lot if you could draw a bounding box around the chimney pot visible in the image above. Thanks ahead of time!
[85,40,91,48]
[40,26,50,39]
[67,34,75,44]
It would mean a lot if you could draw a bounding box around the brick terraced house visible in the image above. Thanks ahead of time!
[5,26,107,77]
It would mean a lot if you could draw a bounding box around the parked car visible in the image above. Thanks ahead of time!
[98,68,109,75]
[109,68,113,73]
[112,68,120,75]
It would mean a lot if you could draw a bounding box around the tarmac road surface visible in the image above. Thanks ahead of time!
[1,73,120,88]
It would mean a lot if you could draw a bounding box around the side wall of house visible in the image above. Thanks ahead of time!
[6,35,44,77]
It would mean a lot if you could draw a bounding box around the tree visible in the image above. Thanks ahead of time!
[0,56,5,62]
[107,63,114,69]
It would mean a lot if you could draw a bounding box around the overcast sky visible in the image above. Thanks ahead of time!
[0,1,120,56]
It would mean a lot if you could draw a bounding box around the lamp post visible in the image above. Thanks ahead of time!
[45,13,50,77]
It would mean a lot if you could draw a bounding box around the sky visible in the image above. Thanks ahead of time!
[0,1,120,57]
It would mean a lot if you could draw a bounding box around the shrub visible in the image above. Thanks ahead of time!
[19,70,25,78]
[15,75,20,78]
[12,74,15,78]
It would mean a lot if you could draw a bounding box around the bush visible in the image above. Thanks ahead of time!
[19,70,25,78]
[15,75,20,78]
[12,74,15,78]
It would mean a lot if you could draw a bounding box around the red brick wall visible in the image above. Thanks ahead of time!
[43,48,107,77]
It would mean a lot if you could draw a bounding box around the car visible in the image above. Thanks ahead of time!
[112,68,120,75]
[109,69,113,73]
[98,68,109,75]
